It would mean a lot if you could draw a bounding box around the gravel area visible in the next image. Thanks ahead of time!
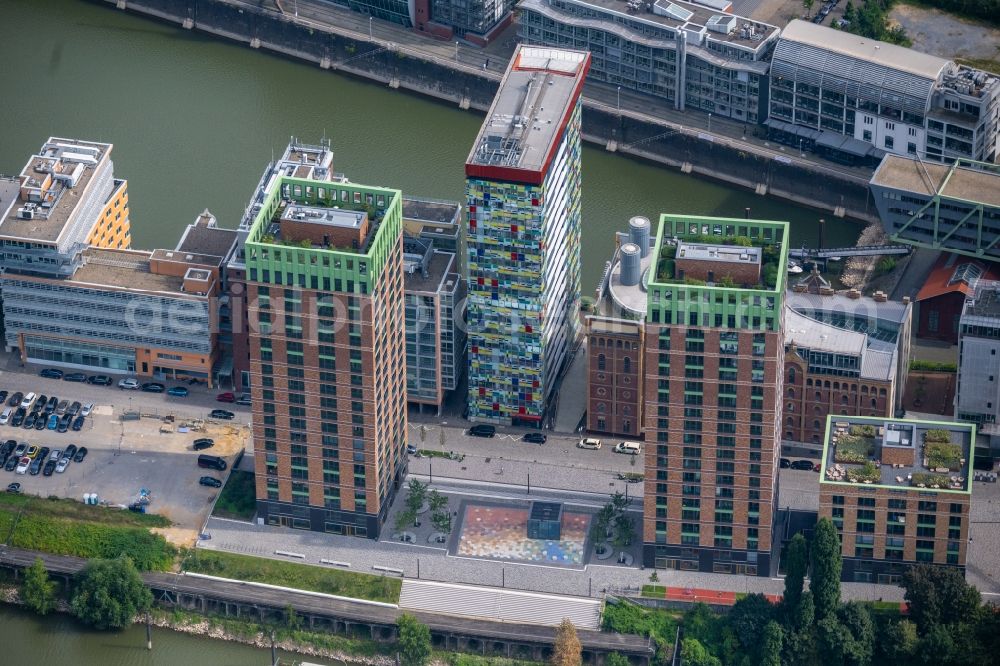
[891,4,1000,65]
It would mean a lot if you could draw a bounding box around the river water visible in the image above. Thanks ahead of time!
[0,0,860,659]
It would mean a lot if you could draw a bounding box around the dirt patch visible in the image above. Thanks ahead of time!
[891,3,1000,64]
[153,525,202,549]
[902,371,956,416]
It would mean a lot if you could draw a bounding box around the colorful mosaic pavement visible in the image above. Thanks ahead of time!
[455,503,590,566]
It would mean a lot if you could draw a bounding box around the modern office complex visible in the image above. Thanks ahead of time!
[242,168,407,538]
[870,155,1000,261]
[426,0,515,43]
[956,283,1000,426]
[518,0,778,124]
[464,45,590,426]
[403,237,466,409]
[403,196,463,259]
[770,20,1000,165]
[642,214,788,575]
[783,307,897,448]
[818,415,973,582]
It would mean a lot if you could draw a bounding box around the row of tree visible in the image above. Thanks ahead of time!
[682,518,1000,665]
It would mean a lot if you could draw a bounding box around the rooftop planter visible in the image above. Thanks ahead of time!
[925,441,963,471]
[911,472,951,488]
[846,461,881,484]
[835,434,876,464]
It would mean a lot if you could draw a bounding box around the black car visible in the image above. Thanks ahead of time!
[209,409,234,420]
[141,382,165,393]
[22,412,37,429]
[468,424,496,438]
[0,391,7,405]
[44,396,58,413]
[29,457,43,475]
[71,416,85,432]
[87,375,113,386]
[67,401,82,417]
[8,392,23,407]
[34,415,47,431]
[197,455,227,471]
[6,482,21,494]
[779,458,791,469]
[39,368,64,380]
[10,408,25,428]
[4,456,18,472]
[63,372,88,383]
[199,476,223,488]
[33,394,47,411]
[73,446,88,463]
[38,446,50,461]
[192,438,215,451]
[42,460,56,476]
[790,460,815,471]
[64,444,77,460]
[57,414,71,433]
[522,433,547,444]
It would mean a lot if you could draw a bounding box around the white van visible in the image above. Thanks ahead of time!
[0,407,11,425]
[614,441,642,455]
[20,392,36,409]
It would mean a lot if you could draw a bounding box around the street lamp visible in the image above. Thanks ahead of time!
[616,85,621,115]
[799,137,804,156]
[293,0,298,17]
[708,112,712,132]
[455,41,459,61]
[369,16,373,41]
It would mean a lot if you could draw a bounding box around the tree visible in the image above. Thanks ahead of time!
[880,620,918,664]
[605,653,630,666]
[680,638,722,666]
[395,507,417,532]
[22,557,57,616]
[784,533,808,612]
[803,0,815,16]
[916,624,958,666]
[837,601,874,666]
[760,621,784,666]
[810,518,842,622]
[71,557,152,630]
[406,478,428,515]
[552,618,582,666]
[397,613,431,666]
[902,564,981,633]
[728,594,775,655]
[429,490,451,533]
[612,513,635,549]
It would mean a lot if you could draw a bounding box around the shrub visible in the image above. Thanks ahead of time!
[911,472,951,488]
[925,441,962,470]
[909,360,957,372]
[850,424,877,438]
[834,434,874,464]
[924,429,952,443]
[846,461,880,483]
[10,516,175,571]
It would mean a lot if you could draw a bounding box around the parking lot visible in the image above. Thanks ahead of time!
[0,360,252,547]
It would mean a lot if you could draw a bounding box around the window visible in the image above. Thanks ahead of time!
[928,310,939,332]
[884,136,894,150]
[863,130,872,142]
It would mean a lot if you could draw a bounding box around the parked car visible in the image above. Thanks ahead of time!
[406,444,418,455]
[22,413,37,430]
[236,393,252,406]
[48,449,62,462]
[192,438,215,451]
[32,395,47,412]
[47,414,59,430]
[118,378,140,390]
[10,409,25,428]
[55,400,69,415]
[57,415,72,433]
[15,457,30,474]
[0,391,7,405]
[42,460,56,476]
[20,392,36,409]
[13,443,27,458]
[73,447,88,463]
[167,386,189,397]
[215,392,235,403]
[29,457,43,475]
[522,433,547,444]
[8,392,23,408]
[80,403,94,417]
[141,382,165,393]
[39,368,64,379]
[0,407,11,425]
[67,401,82,417]
[56,457,70,473]
[34,416,46,431]
[790,460,815,471]
[63,372,88,383]
[577,438,602,449]
[468,424,496,438]
[88,375,113,386]
[6,482,21,494]
[614,441,642,455]
[25,445,39,459]
[44,396,58,413]
[72,416,85,431]
[780,458,791,469]
[209,409,234,420]
[64,445,77,460]
[4,456,19,472]
[199,476,223,488]
[197,455,227,471]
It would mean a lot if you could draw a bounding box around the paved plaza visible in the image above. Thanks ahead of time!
[454,501,591,567]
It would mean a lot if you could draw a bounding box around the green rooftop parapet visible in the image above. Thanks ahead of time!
[646,214,790,331]
[244,176,402,294]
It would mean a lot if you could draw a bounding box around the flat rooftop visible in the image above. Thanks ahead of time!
[402,197,461,226]
[0,138,111,244]
[785,290,911,326]
[176,217,238,261]
[871,155,1000,208]
[467,45,588,177]
[520,0,778,49]
[963,286,1000,321]
[281,204,366,229]
[150,248,224,268]
[676,241,761,264]
[71,249,188,295]
[820,416,973,493]
[779,19,949,81]
[606,247,654,317]
[404,250,457,293]
[786,308,865,356]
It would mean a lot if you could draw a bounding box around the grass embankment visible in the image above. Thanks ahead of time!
[603,600,679,659]
[213,470,256,520]
[0,494,175,571]
[181,550,402,604]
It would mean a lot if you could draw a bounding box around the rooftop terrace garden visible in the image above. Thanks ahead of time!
[655,234,781,289]
[924,430,963,471]
[834,432,876,464]
[845,461,881,484]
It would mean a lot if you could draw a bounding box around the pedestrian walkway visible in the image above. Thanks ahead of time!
[399,579,601,629]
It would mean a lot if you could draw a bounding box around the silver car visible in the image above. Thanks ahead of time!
[55,457,70,473]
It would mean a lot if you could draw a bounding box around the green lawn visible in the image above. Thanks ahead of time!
[0,493,170,527]
[181,549,402,604]
[213,470,256,521]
